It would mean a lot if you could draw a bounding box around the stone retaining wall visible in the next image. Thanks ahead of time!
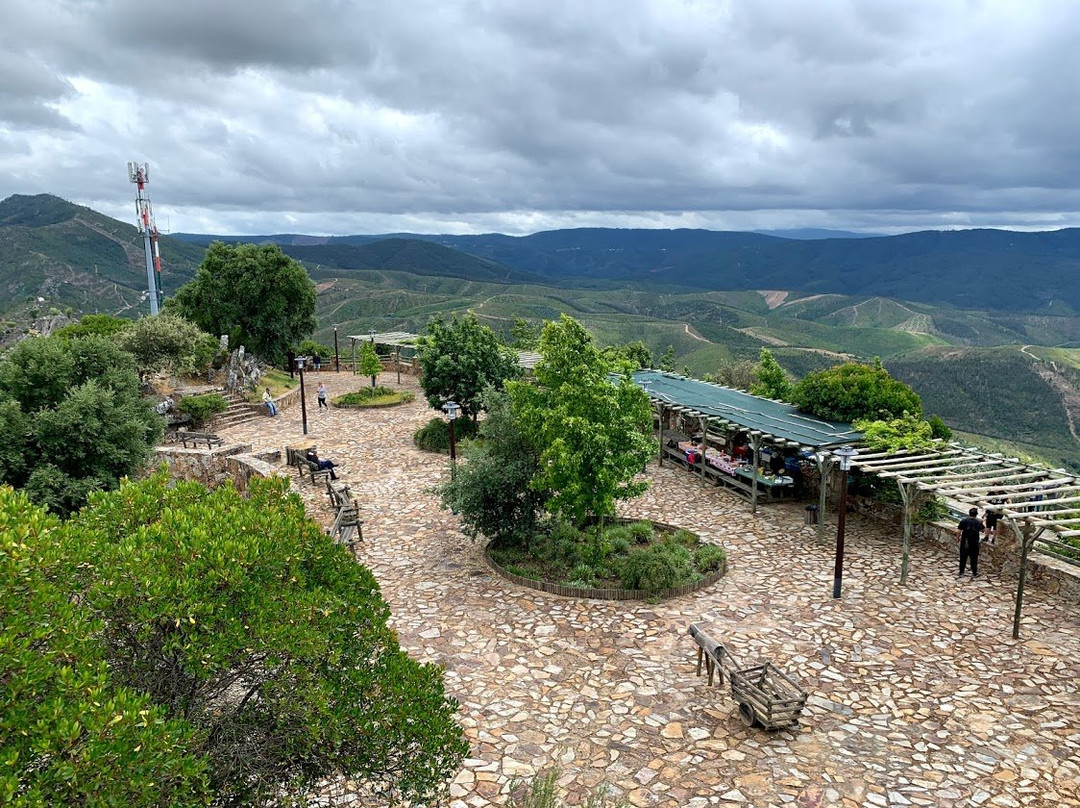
[153,444,285,491]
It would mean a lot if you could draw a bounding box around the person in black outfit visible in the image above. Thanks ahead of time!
[305,449,337,480]
[956,507,984,578]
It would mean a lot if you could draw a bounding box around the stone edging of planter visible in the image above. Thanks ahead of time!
[483,519,727,601]
[333,397,413,410]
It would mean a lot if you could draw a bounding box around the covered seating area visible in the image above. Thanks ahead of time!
[633,371,860,526]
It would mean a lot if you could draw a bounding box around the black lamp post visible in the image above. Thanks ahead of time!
[296,355,309,436]
[832,445,858,599]
[441,400,460,478]
[334,326,340,372]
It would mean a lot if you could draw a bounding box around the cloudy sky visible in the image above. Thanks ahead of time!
[1,0,1079,236]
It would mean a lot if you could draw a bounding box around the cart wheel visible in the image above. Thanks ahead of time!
[738,701,755,727]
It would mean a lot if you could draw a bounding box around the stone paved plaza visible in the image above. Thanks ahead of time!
[218,372,1080,808]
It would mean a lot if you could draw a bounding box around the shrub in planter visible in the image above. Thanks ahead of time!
[413,416,479,453]
[619,540,694,593]
[693,543,726,574]
[177,393,227,428]
[334,387,415,407]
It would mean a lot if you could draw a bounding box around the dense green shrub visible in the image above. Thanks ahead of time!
[794,360,922,423]
[414,415,479,453]
[694,543,727,574]
[177,392,227,427]
[619,540,695,593]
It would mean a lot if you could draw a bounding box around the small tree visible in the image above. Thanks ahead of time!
[507,315,653,529]
[66,473,468,806]
[440,388,548,548]
[509,317,542,350]
[53,313,133,340]
[169,242,316,365]
[794,360,922,423]
[418,312,521,421]
[710,359,758,391]
[750,348,792,401]
[116,313,218,381]
[357,340,383,387]
[658,345,676,372]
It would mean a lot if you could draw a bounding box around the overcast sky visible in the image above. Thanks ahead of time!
[1,0,1079,236]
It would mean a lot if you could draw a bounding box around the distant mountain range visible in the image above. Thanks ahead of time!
[175,223,1080,313]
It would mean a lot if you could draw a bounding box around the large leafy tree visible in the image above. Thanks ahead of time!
[0,335,162,516]
[0,487,212,806]
[170,242,316,365]
[507,315,653,528]
[794,359,922,423]
[66,473,468,806]
[418,312,520,420]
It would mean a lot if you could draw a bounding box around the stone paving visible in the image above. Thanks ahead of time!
[218,372,1080,808]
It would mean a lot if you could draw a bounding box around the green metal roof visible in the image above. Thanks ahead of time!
[633,370,861,449]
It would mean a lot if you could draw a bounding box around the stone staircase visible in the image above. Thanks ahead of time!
[212,391,264,430]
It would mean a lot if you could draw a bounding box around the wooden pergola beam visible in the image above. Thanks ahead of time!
[874,459,1014,478]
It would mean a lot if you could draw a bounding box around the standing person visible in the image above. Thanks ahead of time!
[263,387,277,417]
[957,507,984,578]
[313,353,322,372]
[317,382,328,410]
[984,490,1008,544]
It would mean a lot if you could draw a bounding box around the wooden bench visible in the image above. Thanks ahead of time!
[177,430,224,449]
[326,478,363,546]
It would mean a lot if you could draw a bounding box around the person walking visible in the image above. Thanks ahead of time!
[957,507,984,578]
[263,387,278,417]
[317,382,328,410]
[983,490,1008,544]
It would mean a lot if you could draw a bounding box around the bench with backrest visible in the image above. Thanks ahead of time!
[326,478,363,546]
[177,430,224,449]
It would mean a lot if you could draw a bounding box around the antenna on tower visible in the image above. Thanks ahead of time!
[127,161,163,315]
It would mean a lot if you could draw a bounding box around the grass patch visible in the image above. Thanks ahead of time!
[244,369,298,402]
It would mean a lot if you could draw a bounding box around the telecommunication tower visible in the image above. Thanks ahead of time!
[127,162,163,314]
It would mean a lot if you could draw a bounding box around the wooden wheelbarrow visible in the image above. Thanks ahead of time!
[688,623,808,730]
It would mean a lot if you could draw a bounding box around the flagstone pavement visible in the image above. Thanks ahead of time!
[218,371,1080,808]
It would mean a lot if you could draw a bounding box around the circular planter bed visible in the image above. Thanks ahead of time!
[485,518,727,601]
[332,388,415,409]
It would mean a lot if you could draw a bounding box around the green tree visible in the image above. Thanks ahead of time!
[600,340,653,371]
[53,313,133,341]
[357,340,383,388]
[794,360,922,423]
[507,315,653,529]
[169,242,316,365]
[0,335,162,516]
[418,312,521,421]
[710,359,758,391]
[0,487,212,806]
[750,348,793,401]
[116,313,218,382]
[439,388,548,548]
[658,345,675,372]
[509,317,542,350]
[67,473,468,806]
[928,414,953,440]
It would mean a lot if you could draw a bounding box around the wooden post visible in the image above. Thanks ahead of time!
[1012,520,1042,639]
[699,416,708,488]
[898,479,915,585]
[816,452,830,546]
[395,345,402,385]
[750,433,761,515]
[351,338,357,375]
[657,403,665,467]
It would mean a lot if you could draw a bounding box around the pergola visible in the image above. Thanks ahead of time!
[633,370,860,525]
[853,446,1080,637]
[345,330,548,379]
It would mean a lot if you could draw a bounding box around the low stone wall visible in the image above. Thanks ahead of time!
[153,444,285,491]
[852,497,1080,604]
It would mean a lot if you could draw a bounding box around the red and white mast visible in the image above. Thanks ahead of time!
[127,162,163,315]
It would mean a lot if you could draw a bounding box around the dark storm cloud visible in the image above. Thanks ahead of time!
[2,0,1080,234]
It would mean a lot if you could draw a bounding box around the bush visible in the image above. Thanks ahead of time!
[413,416,479,453]
[794,360,922,423]
[620,540,694,593]
[694,543,727,574]
[177,392,228,427]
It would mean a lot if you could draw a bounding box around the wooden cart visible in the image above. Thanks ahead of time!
[688,623,808,730]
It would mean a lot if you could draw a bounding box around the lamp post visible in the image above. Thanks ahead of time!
[832,445,858,599]
[333,326,339,372]
[441,400,460,478]
[296,355,309,436]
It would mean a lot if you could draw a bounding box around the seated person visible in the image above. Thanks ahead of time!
[305,449,338,480]
[768,453,785,475]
